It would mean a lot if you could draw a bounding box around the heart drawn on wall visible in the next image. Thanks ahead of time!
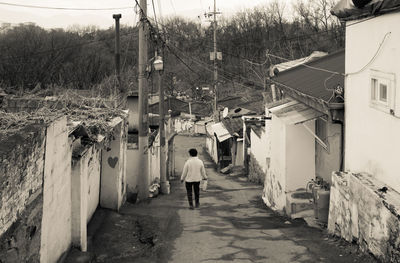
[108,156,118,168]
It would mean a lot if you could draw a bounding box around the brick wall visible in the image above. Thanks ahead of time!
[0,124,46,263]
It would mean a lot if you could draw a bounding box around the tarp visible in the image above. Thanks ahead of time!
[332,0,400,21]
[268,99,325,125]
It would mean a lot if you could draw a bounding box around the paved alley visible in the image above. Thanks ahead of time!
[66,134,377,263]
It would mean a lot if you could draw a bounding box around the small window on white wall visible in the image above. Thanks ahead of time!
[370,70,395,114]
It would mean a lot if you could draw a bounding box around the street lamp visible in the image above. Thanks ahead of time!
[154,56,164,71]
[154,56,169,194]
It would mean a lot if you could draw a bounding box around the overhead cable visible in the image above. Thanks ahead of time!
[0,2,133,11]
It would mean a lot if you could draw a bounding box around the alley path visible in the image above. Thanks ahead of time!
[166,135,376,263]
[66,135,377,263]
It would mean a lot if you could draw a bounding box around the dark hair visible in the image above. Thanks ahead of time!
[189,148,197,157]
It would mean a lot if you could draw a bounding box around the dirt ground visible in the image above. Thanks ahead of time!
[65,134,378,263]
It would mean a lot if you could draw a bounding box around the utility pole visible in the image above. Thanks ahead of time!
[206,0,221,121]
[213,0,218,120]
[138,0,149,201]
[113,14,122,92]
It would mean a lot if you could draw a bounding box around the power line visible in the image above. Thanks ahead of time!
[151,0,159,29]
[0,2,134,11]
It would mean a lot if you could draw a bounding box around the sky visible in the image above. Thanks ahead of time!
[0,0,294,29]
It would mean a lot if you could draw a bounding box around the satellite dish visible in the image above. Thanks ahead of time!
[222,107,229,118]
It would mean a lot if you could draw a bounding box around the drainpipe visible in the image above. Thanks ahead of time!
[339,121,345,172]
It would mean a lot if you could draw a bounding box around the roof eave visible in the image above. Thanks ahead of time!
[276,83,344,120]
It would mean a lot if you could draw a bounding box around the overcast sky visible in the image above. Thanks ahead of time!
[0,0,293,29]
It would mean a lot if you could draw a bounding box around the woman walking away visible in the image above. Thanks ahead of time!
[181,148,207,209]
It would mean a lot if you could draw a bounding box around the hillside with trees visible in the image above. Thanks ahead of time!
[0,0,343,100]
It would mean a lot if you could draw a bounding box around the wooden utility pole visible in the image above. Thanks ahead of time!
[213,0,218,120]
[206,0,221,121]
[113,14,122,91]
[138,0,149,201]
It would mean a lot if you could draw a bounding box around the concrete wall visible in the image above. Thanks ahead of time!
[285,122,315,192]
[71,143,101,251]
[315,120,342,185]
[249,127,269,182]
[86,145,101,223]
[40,117,72,263]
[235,140,244,166]
[126,147,140,199]
[206,136,218,164]
[345,12,400,193]
[328,172,400,261]
[263,116,286,210]
[100,118,127,211]
[0,124,46,262]
[127,96,139,132]
[263,116,315,211]
[194,122,206,134]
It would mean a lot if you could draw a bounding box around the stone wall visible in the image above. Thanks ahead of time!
[328,172,400,262]
[248,153,265,184]
[0,124,46,262]
[262,168,285,212]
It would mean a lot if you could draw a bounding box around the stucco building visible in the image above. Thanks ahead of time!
[328,0,400,261]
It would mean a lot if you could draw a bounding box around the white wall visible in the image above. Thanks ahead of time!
[40,117,72,263]
[250,128,270,173]
[265,116,315,211]
[315,121,342,185]
[345,12,400,192]
[100,118,126,211]
[235,140,244,166]
[86,145,101,224]
[265,116,287,210]
[285,122,315,192]
[206,136,218,164]
[126,147,140,195]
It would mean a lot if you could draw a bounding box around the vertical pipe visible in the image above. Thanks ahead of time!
[159,68,167,193]
[113,14,122,92]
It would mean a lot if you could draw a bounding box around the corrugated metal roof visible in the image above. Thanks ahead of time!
[273,50,345,102]
[272,51,327,74]
[269,98,325,125]
[332,0,400,21]
[211,122,232,142]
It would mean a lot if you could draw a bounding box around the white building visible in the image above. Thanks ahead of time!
[328,0,400,261]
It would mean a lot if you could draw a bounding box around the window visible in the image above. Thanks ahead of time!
[370,70,395,114]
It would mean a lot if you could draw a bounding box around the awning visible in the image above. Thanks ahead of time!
[211,123,232,142]
[268,99,325,125]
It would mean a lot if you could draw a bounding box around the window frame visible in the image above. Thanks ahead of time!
[369,70,396,114]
